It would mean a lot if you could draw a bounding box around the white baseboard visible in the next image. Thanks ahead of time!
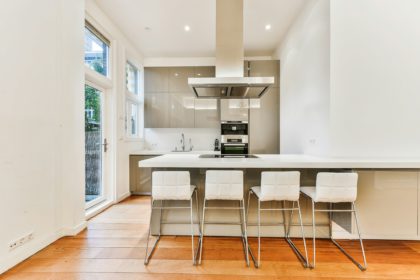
[117,192,131,203]
[1,220,90,274]
[0,231,61,274]
[85,199,114,220]
[61,221,88,236]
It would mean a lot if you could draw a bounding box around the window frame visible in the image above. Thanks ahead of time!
[125,58,144,140]
[84,20,111,78]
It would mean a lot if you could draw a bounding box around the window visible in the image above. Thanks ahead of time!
[125,61,142,138]
[128,103,139,136]
[126,62,139,95]
[84,21,110,76]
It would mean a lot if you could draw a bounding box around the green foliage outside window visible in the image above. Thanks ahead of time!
[85,85,101,132]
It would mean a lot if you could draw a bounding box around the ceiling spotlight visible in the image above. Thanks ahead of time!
[145,26,151,31]
[265,24,271,31]
[184,25,191,31]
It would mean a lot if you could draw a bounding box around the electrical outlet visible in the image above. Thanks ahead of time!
[9,232,33,251]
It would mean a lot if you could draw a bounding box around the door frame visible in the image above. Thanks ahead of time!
[84,80,110,210]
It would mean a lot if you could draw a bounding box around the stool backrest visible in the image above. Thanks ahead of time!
[205,170,244,200]
[152,171,191,200]
[260,171,300,201]
[315,172,358,203]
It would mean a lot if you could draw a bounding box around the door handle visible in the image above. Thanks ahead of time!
[102,138,108,153]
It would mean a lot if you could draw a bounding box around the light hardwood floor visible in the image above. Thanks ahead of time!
[2,196,420,280]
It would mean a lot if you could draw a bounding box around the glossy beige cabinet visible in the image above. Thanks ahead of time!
[129,155,160,194]
[247,60,280,154]
[169,67,195,93]
[169,93,195,128]
[144,93,169,128]
[144,66,219,128]
[194,99,219,128]
[145,67,169,93]
[356,171,418,238]
[194,66,215,78]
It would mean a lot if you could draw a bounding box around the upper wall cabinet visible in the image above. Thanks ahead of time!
[144,66,218,128]
[169,67,195,93]
[247,60,280,154]
[245,60,280,87]
[169,93,195,128]
[145,67,169,93]
[194,66,215,78]
[144,93,169,128]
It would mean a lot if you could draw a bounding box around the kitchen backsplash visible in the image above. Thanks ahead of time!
[144,128,220,151]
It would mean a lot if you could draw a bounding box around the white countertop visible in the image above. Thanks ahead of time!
[138,154,420,169]
[131,150,221,155]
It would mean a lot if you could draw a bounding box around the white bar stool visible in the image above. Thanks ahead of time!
[301,172,367,270]
[199,170,250,266]
[144,171,201,265]
[246,171,309,268]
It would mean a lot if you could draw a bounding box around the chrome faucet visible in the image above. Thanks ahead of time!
[189,138,193,151]
[181,133,185,151]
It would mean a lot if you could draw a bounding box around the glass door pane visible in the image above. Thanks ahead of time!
[85,84,104,206]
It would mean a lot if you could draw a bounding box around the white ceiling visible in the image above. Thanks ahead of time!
[95,0,307,57]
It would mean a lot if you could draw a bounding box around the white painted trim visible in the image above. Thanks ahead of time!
[144,57,215,67]
[0,231,61,274]
[244,56,273,61]
[143,56,275,67]
[117,192,131,203]
[85,199,114,220]
[61,221,88,236]
[85,66,113,89]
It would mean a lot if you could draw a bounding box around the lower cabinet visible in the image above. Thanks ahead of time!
[129,155,160,194]
[356,171,418,239]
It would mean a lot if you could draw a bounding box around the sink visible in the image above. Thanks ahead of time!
[199,154,258,158]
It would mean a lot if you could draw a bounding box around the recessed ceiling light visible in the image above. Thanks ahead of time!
[145,26,151,31]
[184,25,191,32]
[265,24,271,31]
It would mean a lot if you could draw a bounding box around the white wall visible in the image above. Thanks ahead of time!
[277,0,420,158]
[329,0,420,157]
[0,0,85,273]
[85,0,145,201]
[274,0,330,156]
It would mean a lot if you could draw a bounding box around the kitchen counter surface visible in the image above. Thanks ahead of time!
[131,150,221,156]
[138,154,420,169]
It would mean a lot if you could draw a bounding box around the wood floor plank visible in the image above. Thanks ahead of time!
[2,195,420,280]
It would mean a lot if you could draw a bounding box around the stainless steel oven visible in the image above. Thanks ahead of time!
[221,121,249,155]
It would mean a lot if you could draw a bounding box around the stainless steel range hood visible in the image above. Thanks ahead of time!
[188,0,274,99]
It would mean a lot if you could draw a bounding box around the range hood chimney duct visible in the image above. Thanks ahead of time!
[215,0,243,78]
[188,0,274,99]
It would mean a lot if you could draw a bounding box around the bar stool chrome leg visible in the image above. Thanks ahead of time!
[199,198,249,266]
[308,200,367,270]
[145,192,201,265]
[256,198,261,267]
[198,199,206,264]
[239,199,250,266]
[311,200,316,269]
[247,190,308,268]
[144,199,162,265]
[353,203,368,270]
[285,201,309,268]
[328,202,367,271]
[194,189,202,263]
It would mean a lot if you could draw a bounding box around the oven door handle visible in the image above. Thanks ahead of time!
[223,143,246,146]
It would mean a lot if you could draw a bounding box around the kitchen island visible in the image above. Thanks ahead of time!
[139,154,420,240]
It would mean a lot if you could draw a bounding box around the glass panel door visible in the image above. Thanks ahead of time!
[85,84,105,208]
